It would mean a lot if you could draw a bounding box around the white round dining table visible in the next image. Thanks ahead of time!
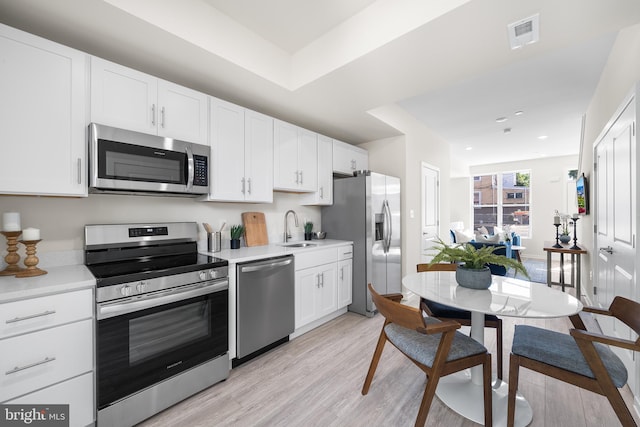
[402,271,583,427]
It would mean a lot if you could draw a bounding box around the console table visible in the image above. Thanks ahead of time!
[543,242,587,298]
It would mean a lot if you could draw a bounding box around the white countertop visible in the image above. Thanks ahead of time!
[0,264,96,303]
[204,239,353,264]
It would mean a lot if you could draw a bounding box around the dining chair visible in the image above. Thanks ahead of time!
[507,296,640,427]
[362,283,492,427]
[416,263,503,379]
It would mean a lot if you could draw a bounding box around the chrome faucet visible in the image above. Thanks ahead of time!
[283,210,299,242]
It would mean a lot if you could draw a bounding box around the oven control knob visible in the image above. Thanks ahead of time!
[120,285,132,297]
[209,269,217,279]
[199,271,207,281]
[137,281,147,293]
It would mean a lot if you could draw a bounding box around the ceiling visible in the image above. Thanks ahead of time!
[1,0,639,168]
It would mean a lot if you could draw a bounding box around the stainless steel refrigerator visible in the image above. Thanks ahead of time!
[322,171,401,317]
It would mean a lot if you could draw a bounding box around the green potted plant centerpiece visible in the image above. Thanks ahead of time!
[429,238,529,289]
[304,221,313,241]
[230,225,244,249]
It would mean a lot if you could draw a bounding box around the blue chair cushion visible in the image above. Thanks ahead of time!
[512,325,628,388]
[424,299,500,322]
[384,317,487,367]
[467,241,508,276]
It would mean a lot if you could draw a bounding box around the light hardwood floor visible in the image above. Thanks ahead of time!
[139,292,640,427]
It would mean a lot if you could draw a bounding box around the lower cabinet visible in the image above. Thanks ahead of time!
[294,244,353,330]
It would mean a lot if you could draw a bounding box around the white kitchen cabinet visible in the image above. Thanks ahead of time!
[300,134,333,205]
[337,245,353,308]
[207,98,273,203]
[0,288,94,425]
[295,263,337,329]
[0,23,87,196]
[273,120,318,192]
[333,139,369,176]
[91,56,208,144]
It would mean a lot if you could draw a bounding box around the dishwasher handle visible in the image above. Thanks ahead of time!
[240,258,293,273]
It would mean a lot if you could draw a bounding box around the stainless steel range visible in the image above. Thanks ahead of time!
[84,222,229,427]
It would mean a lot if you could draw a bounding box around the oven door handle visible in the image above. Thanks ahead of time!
[97,280,228,320]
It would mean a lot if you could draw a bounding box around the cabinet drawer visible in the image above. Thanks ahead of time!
[0,319,93,402]
[295,248,337,271]
[7,372,94,427]
[0,289,92,339]
[338,245,353,260]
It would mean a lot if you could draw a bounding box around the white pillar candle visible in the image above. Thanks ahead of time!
[22,227,40,241]
[572,213,579,219]
[2,212,21,231]
[553,215,560,224]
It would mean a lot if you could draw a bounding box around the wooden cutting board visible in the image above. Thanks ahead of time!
[242,212,268,247]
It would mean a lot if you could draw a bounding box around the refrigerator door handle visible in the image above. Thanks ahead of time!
[383,200,392,253]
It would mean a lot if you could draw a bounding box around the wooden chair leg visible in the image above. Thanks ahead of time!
[507,354,520,427]
[601,382,636,426]
[362,329,387,395]
[496,319,503,380]
[415,373,440,427]
[483,354,493,427]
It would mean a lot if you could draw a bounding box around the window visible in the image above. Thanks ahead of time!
[473,170,531,238]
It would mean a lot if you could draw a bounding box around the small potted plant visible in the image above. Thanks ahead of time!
[429,238,529,289]
[304,221,313,241]
[559,215,572,243]
[230,225,244,249]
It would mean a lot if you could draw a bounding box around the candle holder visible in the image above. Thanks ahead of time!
[15,240,47,278]
[570,217,580,250]
[552,223,563,248]
[0,231,25,276]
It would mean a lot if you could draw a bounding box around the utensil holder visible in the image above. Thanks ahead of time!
[208,232,221,252]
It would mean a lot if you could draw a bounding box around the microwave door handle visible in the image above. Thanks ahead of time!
[185,145,194,191]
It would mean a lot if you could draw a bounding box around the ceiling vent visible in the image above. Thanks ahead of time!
[508,14,539,49]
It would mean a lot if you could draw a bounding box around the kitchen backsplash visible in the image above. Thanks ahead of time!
[0,192,321,268]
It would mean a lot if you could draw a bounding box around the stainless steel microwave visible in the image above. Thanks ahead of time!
[88,123,210,196]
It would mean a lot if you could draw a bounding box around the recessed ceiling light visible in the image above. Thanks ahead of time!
[465,146,473,151]
[496,117,508,123]
[514,111,524,116]
[538,135,548,140]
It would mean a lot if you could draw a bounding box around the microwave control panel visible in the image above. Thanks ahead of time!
[193,155,209,186]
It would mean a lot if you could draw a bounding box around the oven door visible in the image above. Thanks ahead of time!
[96,280,228,409]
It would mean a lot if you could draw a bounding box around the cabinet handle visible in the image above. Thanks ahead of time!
[315,274,320,288]
[320,187,323,199]
[299,170,303,185]
[6,356,56,375]
[161,106,166,128]
[6,310,56,324]
[320,272,324,287]
[77,158,82,184]
[295,171,299,185]
[241,178,245,194]
[247,178,252,194]
[351,159,356,170]
[340,267,343,280]
[151,104,156,126]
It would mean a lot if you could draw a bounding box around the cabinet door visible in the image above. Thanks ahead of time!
[209,98,246,201]
[273,120,300,191]
[157,79,208,144]
[0,24,87,196]
[298,129,318,192]
[295,267,320,329]
[301,134,332,205]
[245,109,274,203]
[317,264,338,318]
[338,259,353,308]
[332,139,368,176]
[90,56,157,135]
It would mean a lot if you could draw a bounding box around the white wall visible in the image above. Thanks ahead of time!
[579,22,640,301]
[470,154,579,259]
[0,192,321,266]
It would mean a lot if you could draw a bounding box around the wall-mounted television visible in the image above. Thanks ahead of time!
[576,173,589,215]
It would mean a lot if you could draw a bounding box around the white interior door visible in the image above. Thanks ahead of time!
[421,162,440,262]
[594,91,637,398]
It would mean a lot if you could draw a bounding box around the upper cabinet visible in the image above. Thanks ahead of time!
[273,120,318,192]
[0,23,88,197]
[206,98,273,203]
[333,140,368,176]
[300,135,333,205]
[90,57,208,144]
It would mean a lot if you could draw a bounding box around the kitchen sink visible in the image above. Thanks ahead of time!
[282,242,317,248]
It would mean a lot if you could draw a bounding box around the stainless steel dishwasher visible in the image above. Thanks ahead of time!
[235,255,295,366]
